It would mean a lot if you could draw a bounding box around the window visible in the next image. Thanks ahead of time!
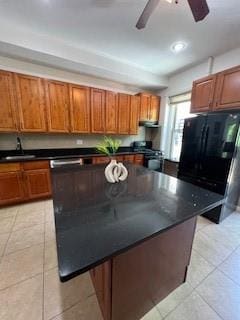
[162,92,194,162]
[170,101,192,161]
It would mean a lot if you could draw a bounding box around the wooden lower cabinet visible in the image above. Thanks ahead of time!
[93,154,143,165]
[134,154,144,165]
[0,171,25,206]
[92,157,110,164]
[123,155,135,163]
[0,161,51,206]
[90,217,196,320]
[24,169,52,200]
[163,160,179,178]
[90,262,112,320]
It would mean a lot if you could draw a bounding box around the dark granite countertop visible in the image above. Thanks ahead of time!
[51,164,224,282]
[0,147,144,163]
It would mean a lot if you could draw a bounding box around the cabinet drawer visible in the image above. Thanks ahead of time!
[124,155,135,163]
[23,161,49,170]
[114,155,124,162]
[0,163,21,173]
[92,157,110,164]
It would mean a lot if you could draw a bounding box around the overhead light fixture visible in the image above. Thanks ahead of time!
[171,41,187,53]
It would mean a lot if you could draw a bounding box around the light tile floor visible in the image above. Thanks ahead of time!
[0,201,240,320]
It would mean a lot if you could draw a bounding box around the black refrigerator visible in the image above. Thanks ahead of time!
[178,112,240,223]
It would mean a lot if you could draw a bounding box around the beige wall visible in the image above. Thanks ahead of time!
[0,127,146,150]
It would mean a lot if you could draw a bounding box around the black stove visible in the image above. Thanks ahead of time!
[132,141,164,172]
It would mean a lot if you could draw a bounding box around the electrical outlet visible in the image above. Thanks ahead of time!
[76,139,83,145]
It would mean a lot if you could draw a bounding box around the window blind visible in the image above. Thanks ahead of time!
[169,92,192,105]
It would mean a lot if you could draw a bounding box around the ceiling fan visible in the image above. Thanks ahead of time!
[136,0,210,29]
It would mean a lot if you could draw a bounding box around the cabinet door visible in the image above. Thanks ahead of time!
[124,155,135,163]
[149,95,160,122]
[129,96,140,135]
[15,74,47,132]
[134,154,144,165]
[69,84,90,133]
[214,66,240,110]
[24,168,52,199]
[105,91,118,134]
[0,71,18,132]
[118,93,130,134]
[45,80,70,132]
[191,75,216,113]
[139,93,151,121]
[0,171,25,205]
[90,261,111,320]
[91,88,106,133]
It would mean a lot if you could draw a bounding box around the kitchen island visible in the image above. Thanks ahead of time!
[51,164,224,320]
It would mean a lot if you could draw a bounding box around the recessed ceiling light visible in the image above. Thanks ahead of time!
[171,42,187,53]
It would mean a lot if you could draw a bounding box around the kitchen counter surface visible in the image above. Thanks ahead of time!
[0,147,144,163]
[51,164,224,282]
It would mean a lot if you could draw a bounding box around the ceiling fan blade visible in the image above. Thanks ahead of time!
[136,0,160,29]
[187,0,209,22]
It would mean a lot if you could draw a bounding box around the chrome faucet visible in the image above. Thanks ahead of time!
[16,137,24,155]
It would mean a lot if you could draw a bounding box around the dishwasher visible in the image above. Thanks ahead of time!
[50,158,85,168]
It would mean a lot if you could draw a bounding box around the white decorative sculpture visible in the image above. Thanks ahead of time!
[105,159,128,183]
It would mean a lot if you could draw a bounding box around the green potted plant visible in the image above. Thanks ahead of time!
[96,136,121,158]
[96,136,128,183]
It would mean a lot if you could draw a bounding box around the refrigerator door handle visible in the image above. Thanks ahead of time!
[198,124,207,170]
[202,126,210,156]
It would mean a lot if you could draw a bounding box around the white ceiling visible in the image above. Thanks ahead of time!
[0,0,239,89]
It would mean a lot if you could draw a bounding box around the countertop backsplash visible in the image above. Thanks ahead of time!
[0,127,146,150]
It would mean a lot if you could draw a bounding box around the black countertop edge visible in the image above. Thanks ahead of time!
[0,147,145,163]
[58,199,224,282]
[164,158,179,163]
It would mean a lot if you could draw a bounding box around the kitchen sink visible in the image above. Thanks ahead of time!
[3,155,36,160]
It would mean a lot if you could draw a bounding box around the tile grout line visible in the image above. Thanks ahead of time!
[196,287,226,320]
[0,271,43,292]
[193,244,240,320]
[2,241,45,258]
[159,282,195,319]
[161,218,234,320]
[1,209,19,257]
[47,292,97,320]
[215,244,240,289]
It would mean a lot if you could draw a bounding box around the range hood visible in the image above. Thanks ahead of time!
[139,121,161,128]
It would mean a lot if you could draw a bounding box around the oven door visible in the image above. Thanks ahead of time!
[147,159,163,172]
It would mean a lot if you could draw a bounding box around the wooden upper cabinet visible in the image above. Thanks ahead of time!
[137,93,160,122]
[105,91,118,134]
[214,66,240,110]
[69,84,90,133]
[45,80,70,132]
[139,93,151,121]
[129,96,140,135]
[191,75,217,113]
[118,93,131,134]
[15,74,47,132]
[0,71,18,132]
[149,95,160,122]
[91,88,106,133]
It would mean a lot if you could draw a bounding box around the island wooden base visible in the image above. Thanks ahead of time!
[90,217,197,320]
